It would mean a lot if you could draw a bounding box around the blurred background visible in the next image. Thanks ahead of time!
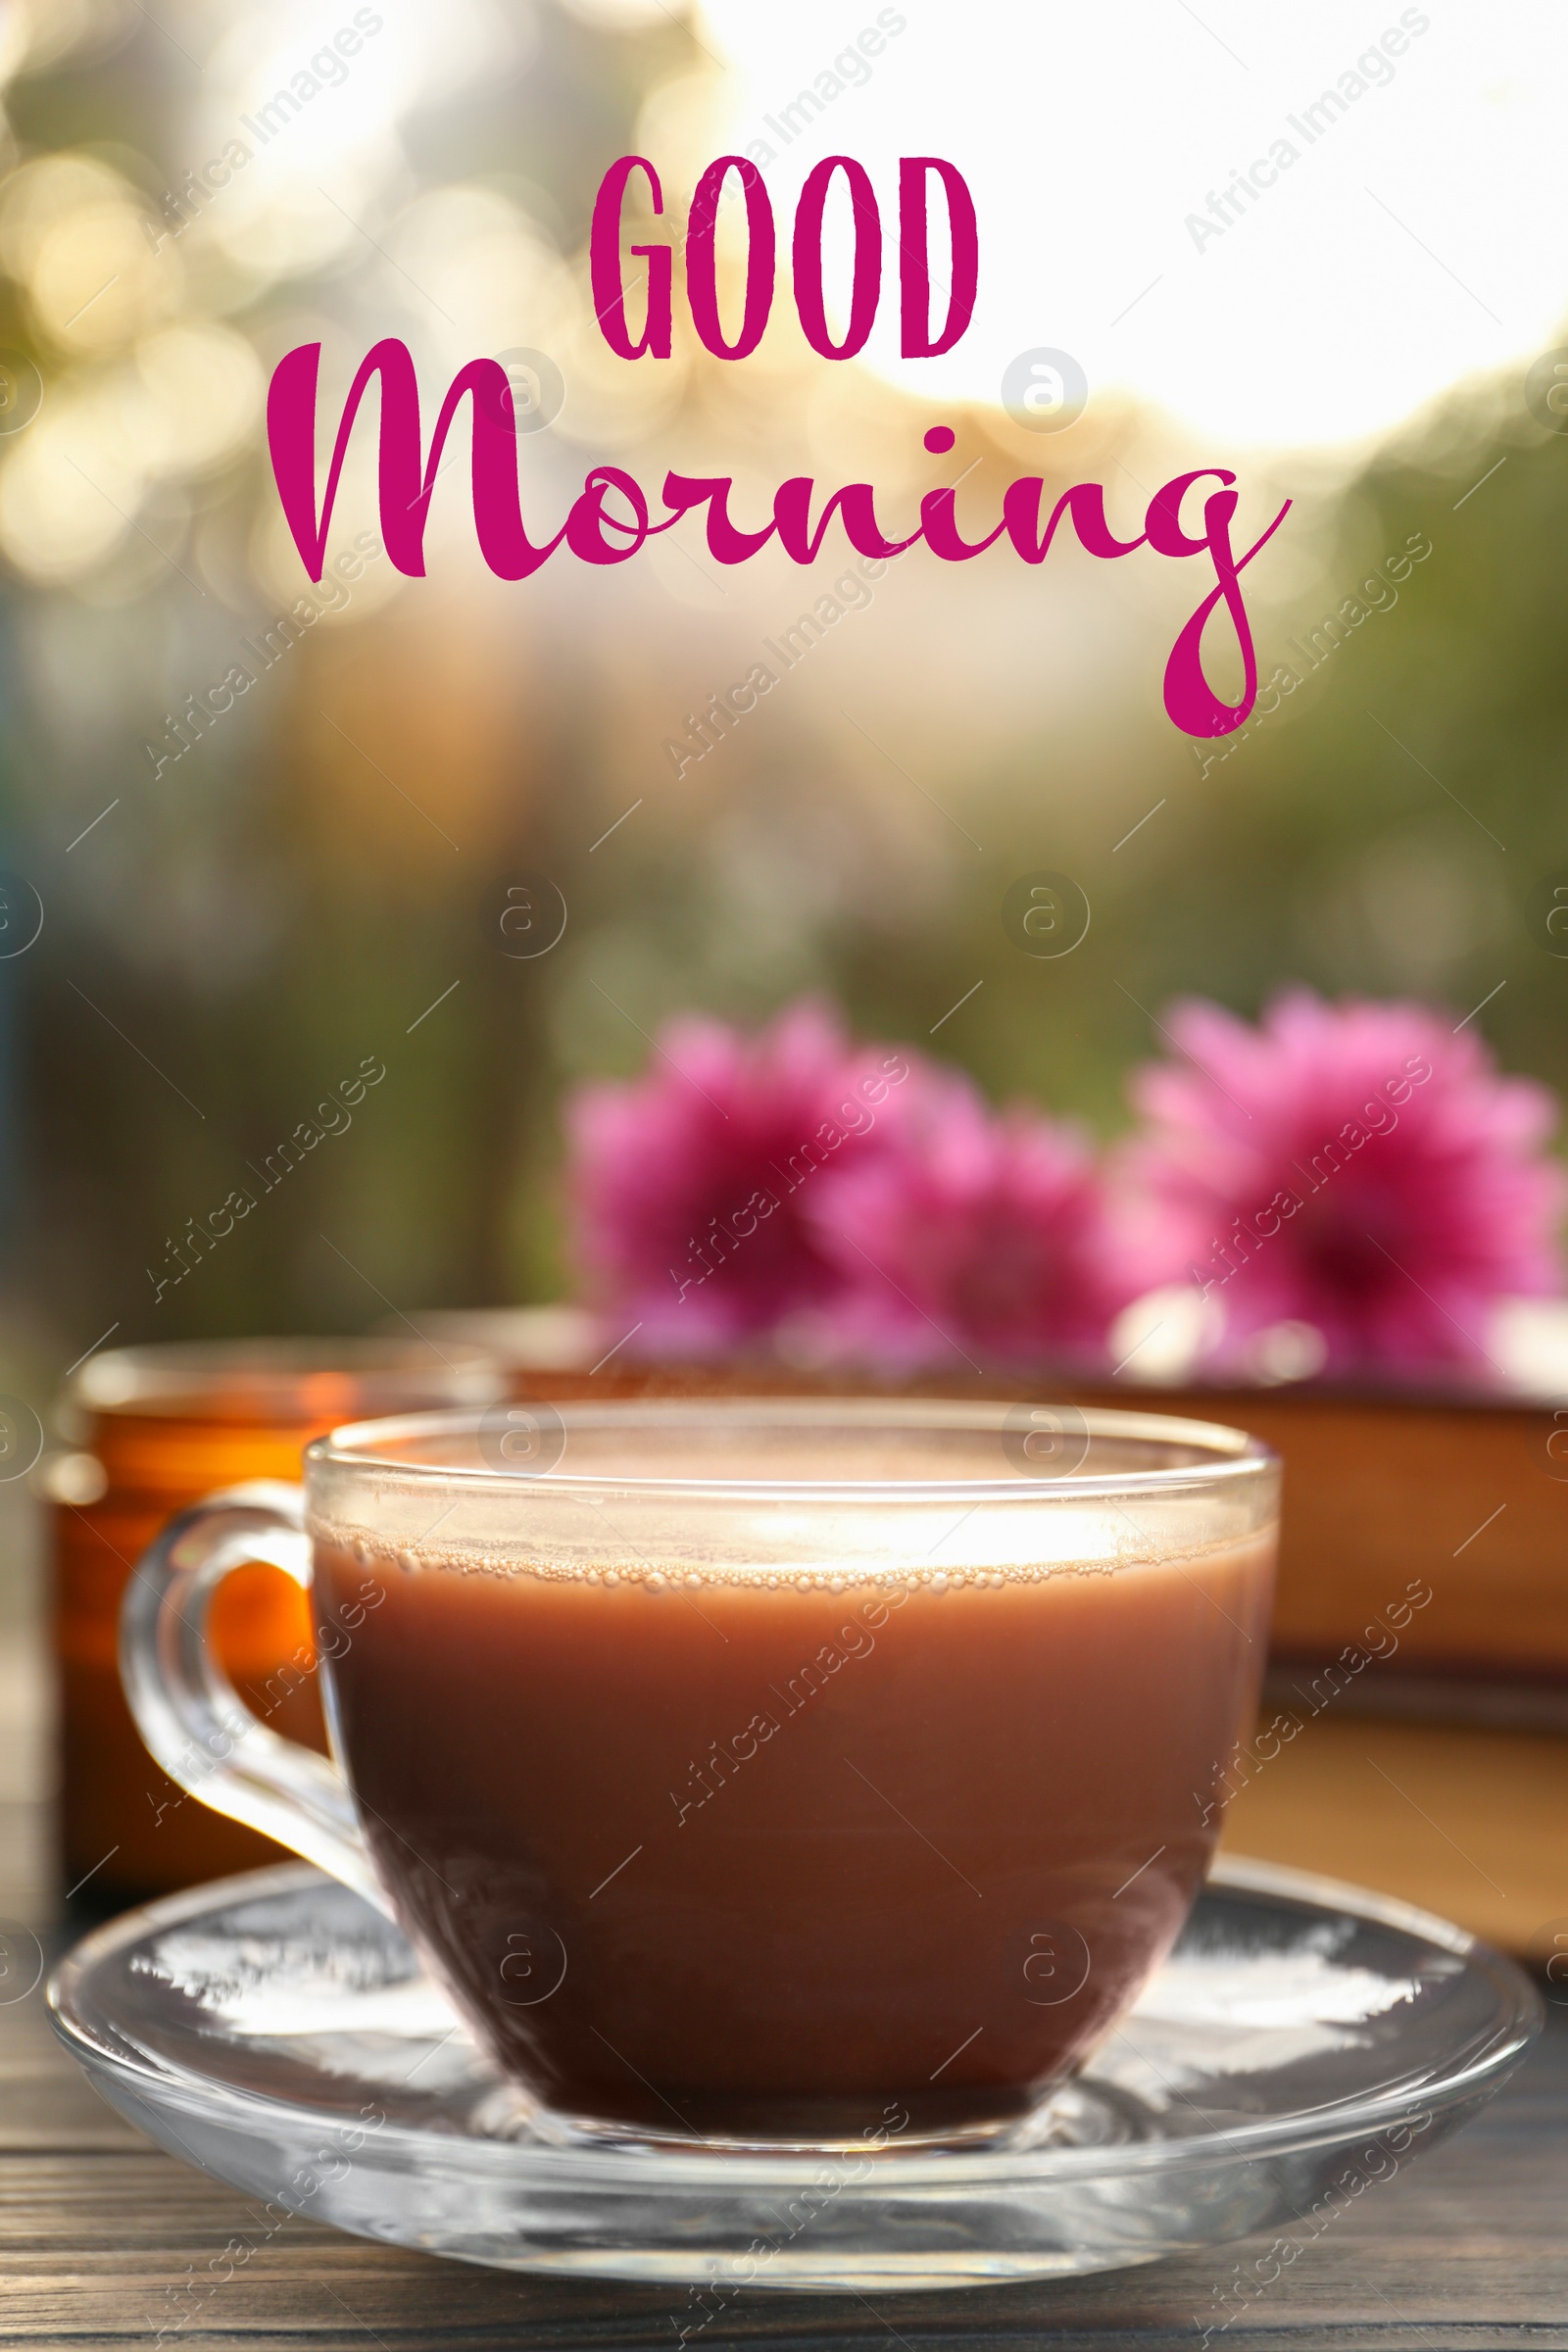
[0,0,1555,1946]
[0,0,1564,1380]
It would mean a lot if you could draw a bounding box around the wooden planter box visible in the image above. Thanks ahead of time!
[1064,1380,1568,1694]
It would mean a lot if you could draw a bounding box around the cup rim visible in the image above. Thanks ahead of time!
[307,1396,1279,1505]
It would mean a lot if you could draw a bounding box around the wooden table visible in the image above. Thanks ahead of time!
[3,1486,1568,2352]
[3,1773,1566,2350]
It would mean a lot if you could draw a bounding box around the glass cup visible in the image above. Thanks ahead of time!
[51,1337,504,1901]
[121,1398,1278,2149]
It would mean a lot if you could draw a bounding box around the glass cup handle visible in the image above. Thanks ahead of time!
[119,1480,389,1914]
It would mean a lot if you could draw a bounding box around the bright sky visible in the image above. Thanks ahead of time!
[689,0,1568,454]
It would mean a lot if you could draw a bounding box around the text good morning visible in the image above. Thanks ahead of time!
[269,341,1290,738]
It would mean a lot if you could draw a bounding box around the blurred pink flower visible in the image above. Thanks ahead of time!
[805,1074,1121,1371]
[1119,990,1566,1376]
[564,1000,922,1355]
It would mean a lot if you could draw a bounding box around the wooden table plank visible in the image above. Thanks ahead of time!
[4,1933,1565,2346]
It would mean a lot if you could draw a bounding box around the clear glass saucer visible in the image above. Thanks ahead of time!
[48,1854,1539,2293]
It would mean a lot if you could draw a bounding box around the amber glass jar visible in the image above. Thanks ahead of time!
[50,1338,504,1902]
